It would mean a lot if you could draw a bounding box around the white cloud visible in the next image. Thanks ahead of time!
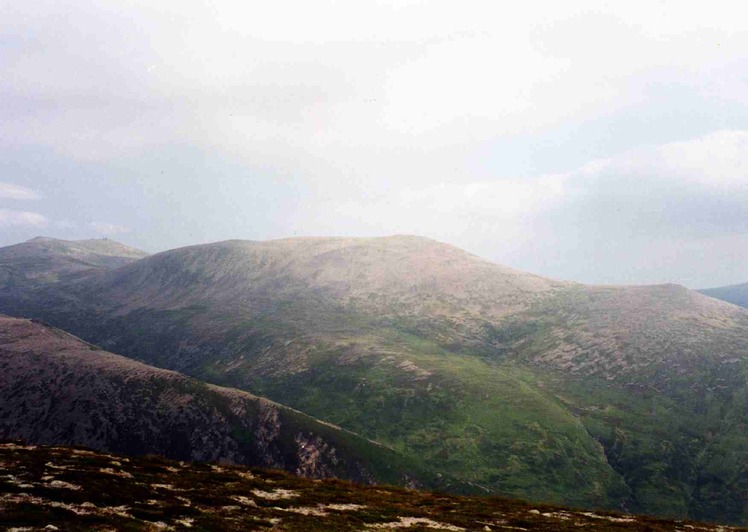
[321,129,747,229]
[283,130,748,286]
[0,182,40,200]
[90,222,131,235]
[4,0,748,169]
[656,130,748,190]
[0,209,47,227]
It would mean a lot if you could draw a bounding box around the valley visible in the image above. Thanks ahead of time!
[0,315,449,491]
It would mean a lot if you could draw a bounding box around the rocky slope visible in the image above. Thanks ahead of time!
[0,315,445,489]
[3,236,748,524]
[1,443,742,531]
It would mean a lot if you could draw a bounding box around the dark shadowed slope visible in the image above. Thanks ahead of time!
[0,315,448,490]
[0,236,148,291]
[3,236,748,523]
[699,282,748,309]
[2,444,742,532]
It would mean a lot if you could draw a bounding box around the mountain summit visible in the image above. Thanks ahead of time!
[0,236,147,291]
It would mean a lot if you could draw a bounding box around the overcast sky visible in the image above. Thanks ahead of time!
[2,1,748,288]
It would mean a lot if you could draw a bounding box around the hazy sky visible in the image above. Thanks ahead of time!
[2,1,748,288]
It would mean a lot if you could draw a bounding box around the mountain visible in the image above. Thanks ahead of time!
[3,445,741,532]
[3,236,748,524]
[0,236,147,291]
[0,315,448,490]
[699,282,748,309]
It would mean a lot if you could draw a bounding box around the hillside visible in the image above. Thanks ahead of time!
[3,236,748,524]
[0,236,147,291]
[1,443,742,532]
[699,282,748,309]
[60,236,564,328]
[0,315,447,490]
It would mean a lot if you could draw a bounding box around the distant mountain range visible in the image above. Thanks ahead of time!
[0,236,147,292]
[699,282,748,310]
[2,235,748,525]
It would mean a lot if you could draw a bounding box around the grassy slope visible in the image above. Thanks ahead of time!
[478,286,748,523]
[10,294,748,523]
[152,303,748,524]
[239,333,629,509]
[78,300,748,523]
[541,370,748,523]
[0,316,451,493]
[38,306,628,509]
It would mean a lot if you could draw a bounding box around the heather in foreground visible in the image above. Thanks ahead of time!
[0,443,742,532]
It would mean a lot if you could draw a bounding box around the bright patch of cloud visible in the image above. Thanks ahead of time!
[287,130,748,286]
[656,130,748,190]
[0,209,47,227]
[0,182,40,200]
[3,0,748,168]
[393,130,748,229]
[90,222,131,235]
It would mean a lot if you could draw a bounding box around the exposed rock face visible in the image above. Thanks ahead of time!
[0,315,437,488]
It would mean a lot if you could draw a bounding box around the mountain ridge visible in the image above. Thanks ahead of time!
[0,236,148,292]
[2,235,748,524]
[698,281,748,310]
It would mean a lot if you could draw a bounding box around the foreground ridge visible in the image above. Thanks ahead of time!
[0,443,742,532]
